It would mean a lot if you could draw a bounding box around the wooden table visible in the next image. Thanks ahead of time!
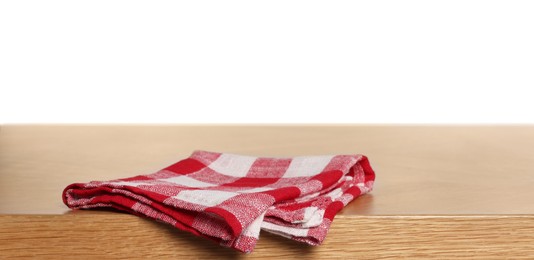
[1,125,533,259]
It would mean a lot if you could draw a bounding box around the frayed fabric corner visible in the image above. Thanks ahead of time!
[62,150,375,253]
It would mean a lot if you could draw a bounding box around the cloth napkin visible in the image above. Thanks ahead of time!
[63,150,375,253]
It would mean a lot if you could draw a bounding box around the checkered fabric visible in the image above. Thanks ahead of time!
[63,150,375,253]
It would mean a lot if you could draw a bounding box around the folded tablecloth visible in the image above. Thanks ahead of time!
[63,150,375,253]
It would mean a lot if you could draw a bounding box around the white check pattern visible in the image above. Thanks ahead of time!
[63,150,375,253]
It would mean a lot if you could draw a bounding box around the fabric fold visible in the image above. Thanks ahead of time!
[62,150,375,253]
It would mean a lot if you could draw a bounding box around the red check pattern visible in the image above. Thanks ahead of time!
[62,151,375,253]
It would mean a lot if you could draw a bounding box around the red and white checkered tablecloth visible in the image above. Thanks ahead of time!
[63,150,375,253]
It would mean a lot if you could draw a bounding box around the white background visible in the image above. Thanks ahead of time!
[1,0,533,123]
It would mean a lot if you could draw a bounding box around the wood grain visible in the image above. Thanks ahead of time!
[1,125,534,258]
[1,213,533,259]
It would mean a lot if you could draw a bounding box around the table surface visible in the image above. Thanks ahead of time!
[1,125,534,215]
[2,125,534,259]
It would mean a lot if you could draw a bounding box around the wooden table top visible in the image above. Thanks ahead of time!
[2,125,534,259]
[2,125,533,215]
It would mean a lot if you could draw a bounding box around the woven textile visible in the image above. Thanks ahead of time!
[63,150,375,253]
